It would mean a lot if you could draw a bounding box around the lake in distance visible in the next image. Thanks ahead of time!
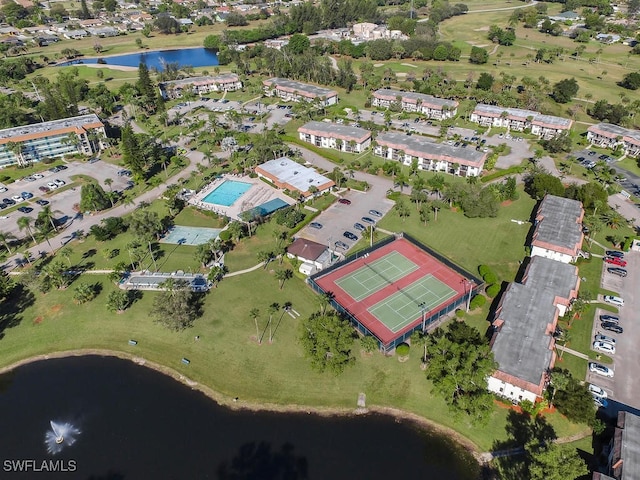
[60,47,219,69]
[0,356,480,479]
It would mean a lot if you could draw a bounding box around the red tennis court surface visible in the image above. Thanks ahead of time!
[314,237,473,346]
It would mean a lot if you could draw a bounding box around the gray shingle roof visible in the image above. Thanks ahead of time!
[534,194,583,253]
[298,121,371,143]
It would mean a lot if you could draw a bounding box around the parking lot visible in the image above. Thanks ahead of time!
[0,160,132,240]
[587,250,640,413]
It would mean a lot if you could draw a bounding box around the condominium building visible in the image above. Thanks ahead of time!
[0,114,105,168]
[371,89,458,119]
[587,123,640,158]
[158,74,243,99]
[470,104,572,139]
[262,78,338,106]
[488,256,580,403]
[593,411,640,480]
[297,121,371,153]
[531,194,584,264]
[374,132,487,177]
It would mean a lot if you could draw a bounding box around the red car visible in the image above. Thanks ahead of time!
[338,198,351,205]
[605,256,627,267]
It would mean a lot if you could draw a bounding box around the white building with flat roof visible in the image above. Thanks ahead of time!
[0,114,105,168]
[254,157,335,197]
[298,121,371,153]
[262,78,338,106]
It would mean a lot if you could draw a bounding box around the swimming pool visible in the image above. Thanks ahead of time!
[202,180,252,207]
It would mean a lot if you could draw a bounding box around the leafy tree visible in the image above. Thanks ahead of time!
[151,279,201,331]
[286,34,311,55]
[424,321,497,424]
[80,182,111,212]
[619,72,640,90]
[360,335,379,353]
[128,209,162,242]
[476,72,494,91]
[552,78,579,103]
[550,368,595,424]
[300,311,356,374]
[589,100,629,124]
[469,46,489,64]
[107,290,132,313]
[526,442,588,480]
[225,12,248,26]
[524,172,565,199]
[73,282,99,304]
[540,132,572,153]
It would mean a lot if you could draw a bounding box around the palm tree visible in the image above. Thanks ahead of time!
[0,230,15,254]
[249,308,261,344]
[275,269,293,289]
[104,178,113,191]
[266,302,280,343]
[17,216,36,244]
[40,205,62,232]
[59,246,73,266]
[316,291,334,315]
[362,225,376,247]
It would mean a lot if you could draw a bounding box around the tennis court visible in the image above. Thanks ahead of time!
[160,225,222,246]
[368,275,457,333]
[335,251,419,301]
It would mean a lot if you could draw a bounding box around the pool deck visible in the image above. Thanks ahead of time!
[188,174,295,220]
[120,270,211,292]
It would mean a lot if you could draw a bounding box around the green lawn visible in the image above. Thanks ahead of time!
[378,188,536,282]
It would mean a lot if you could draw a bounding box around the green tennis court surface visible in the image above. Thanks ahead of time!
[368,275,457,333]
[335,251,419,301]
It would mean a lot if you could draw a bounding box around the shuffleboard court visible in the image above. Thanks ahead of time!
[334,251,419,301]
[367,275,457,333]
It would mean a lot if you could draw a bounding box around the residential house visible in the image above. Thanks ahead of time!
[488,256,580,403]
[297,121,371,153]
[587,123,640,158]
[286,237,331,275]
[371,89,458,119]
[531,194,585,263]
[262,78,338,106]
[255,157,335,197]
[63,29,89,40]
[374,132,487,177]
[470,104,573,139]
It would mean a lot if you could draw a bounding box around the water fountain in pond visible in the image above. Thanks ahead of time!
[45,421,80,455]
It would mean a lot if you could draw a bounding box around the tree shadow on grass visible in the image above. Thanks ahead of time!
[0,284,35,340]
[217,441,308,480]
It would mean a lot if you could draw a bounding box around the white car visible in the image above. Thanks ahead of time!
[593,341,615,355]
[46,182,59,190]
[588,384,608,399]
[53,179,66,187]
[32,173,44,179]
[11,195,24,202]
[594,334,616,346]
[589,362,614,378]
[0,187,7,193]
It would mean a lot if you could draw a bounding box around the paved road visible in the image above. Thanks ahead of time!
[1,148,215,272]
[592,250,640,411]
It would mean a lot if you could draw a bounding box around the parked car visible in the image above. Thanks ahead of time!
[605,257,627,267]
[605,250,624,258]
[32,173,44,179]
[588,384,608,399]
[593,341,615,355]
[17,206,33,214]
[39,186,50,193]
[11,195,23,202]
[56,165,67,171]
[334,241,349,250]
[2,198,15,206]
[0,187,6,193]
[361,217,376,224]
[338,198,351,205]
[604,295,624,307]
[343,231,358,241]
[595,334,616,346]
[21,192,33,199]
[588,150,597,156]
[600,314,620,323]
[35,199,49,206]
[369,210,383,217]
[607,267,627,278]
[309,222,323,230]
[0,203,6,210]
[589,362,614,378]
[53,179,66,187]
[353,223,365,232]
[46,182,59,190]
[593,396,608,409]
[601,322,623,334]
